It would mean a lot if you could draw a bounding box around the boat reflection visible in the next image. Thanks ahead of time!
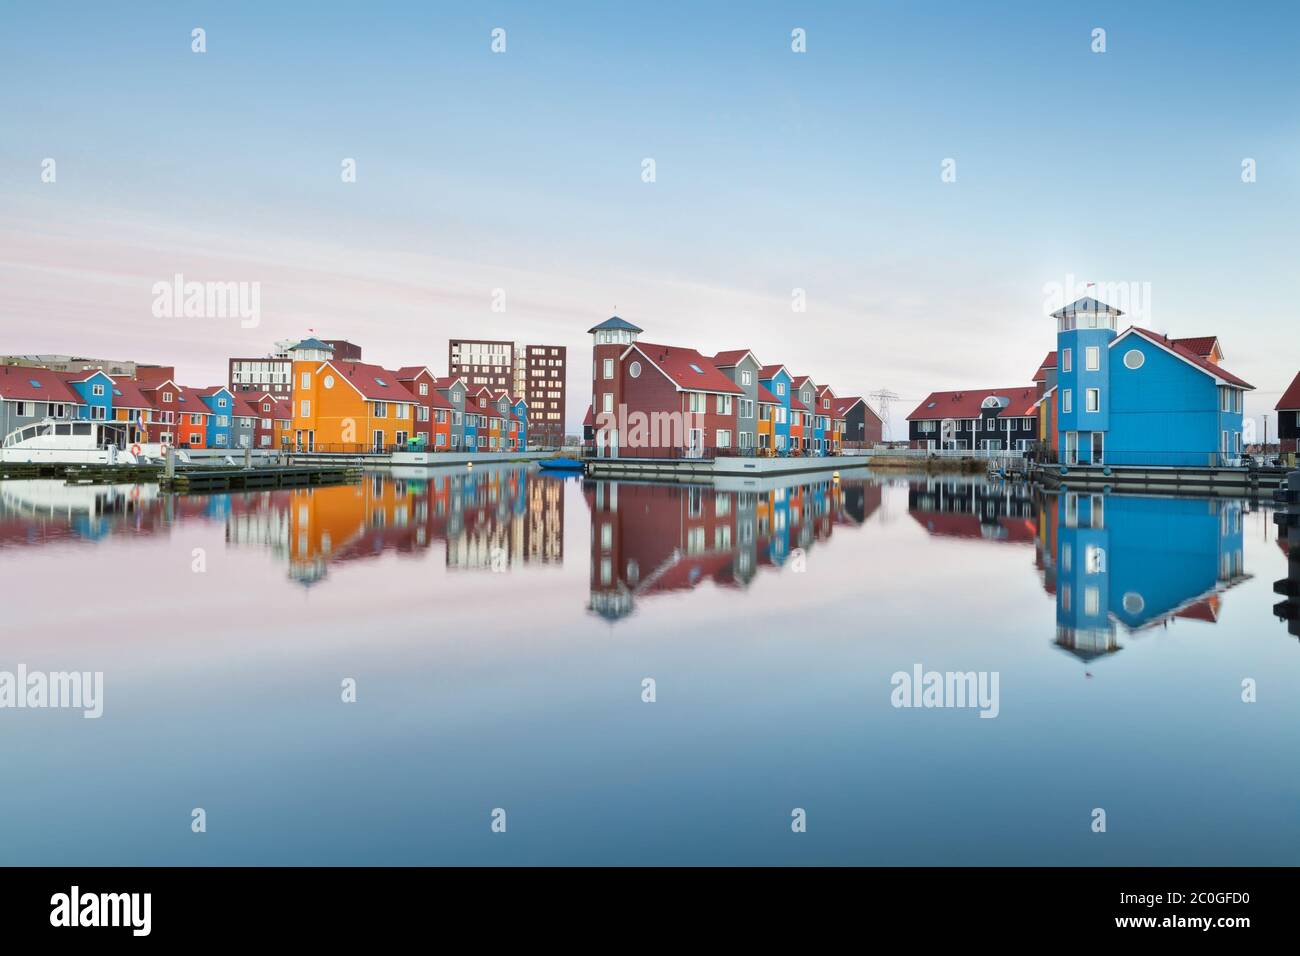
[584,473,882,621]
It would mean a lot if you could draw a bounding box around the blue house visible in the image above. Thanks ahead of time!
[1053,492,1246,661]
[195,386,235,449]
[511,395,528,448]
[65,371,115,421]
[1053,297,1253,466]
[758,364,793,454]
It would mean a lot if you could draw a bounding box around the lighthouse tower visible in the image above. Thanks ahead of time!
[1052,296,1123,465]
[588,315,642,458]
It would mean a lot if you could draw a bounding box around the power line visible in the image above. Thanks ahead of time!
[869,389,903,441]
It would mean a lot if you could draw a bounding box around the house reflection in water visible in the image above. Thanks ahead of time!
[584,475,882,621]
[0,467,566,588]
[908,479,1038,543]
[907,478,1250,663]
[276,468,565,586]
[1041,492,1247,661]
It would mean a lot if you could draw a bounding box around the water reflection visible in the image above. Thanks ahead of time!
[584,474,882,621]
[0,465,565,586]
[0,467,1279,649]
[908,476,1253,659]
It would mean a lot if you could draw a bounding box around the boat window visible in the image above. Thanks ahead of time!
[73,423,92,436]
[21,427,37,442]
[55,424,71,435]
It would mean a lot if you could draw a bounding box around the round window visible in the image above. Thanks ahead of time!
[629,361,642,378]
[323,375,335,389]
[1123,349,1144,370]
[1122,592,1145,614]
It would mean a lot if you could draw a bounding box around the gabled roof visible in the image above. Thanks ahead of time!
[757,383,781,405]
[758,364,791,381]
[816,384,838,402]
[1033,351,1058,382]
[583,405,594,427]
[1276,371,1300,411]
[321,361,417,402]
[907,387,1039,421]
[791,374,816,390]
[190,385,234,399]
[711,349,759,369]
[588,315,643,334]
[831,396,864,418]
[1172,336,1221,361]
[1116,328,1253,390]
[0,366,82,403]
[394,366,435,381]
[108,377,152,409]
[230,395,260,419]
[624,343,744,395]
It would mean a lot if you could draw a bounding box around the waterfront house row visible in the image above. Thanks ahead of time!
[286,339,527,453]
[907,297,1258,467]
[586,316,883,458]
[0,364,289,451]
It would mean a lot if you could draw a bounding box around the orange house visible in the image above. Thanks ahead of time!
[291,360,416,453]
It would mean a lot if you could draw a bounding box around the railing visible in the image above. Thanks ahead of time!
[583,445,864,461]
[289,442,525,455]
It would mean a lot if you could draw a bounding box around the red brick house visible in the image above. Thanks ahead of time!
[589,316,742,458]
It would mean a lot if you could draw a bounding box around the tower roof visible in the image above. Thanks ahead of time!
[587,315,643,334]
[1050,296,1124,319]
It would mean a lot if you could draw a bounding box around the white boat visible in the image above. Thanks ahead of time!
[0,418,166,465]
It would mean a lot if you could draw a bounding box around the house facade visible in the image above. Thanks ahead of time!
[194,386,235,449]
[1052,297,1252,466]
[758,365,793,453]
[1276,371,1300,457]
[834,396,883,449]
[907,388,1040,451]
[290,360,415,452]
[589,316,742,458]
[712,351,761,454]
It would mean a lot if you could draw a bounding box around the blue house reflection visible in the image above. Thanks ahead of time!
[1048,492,1248,661]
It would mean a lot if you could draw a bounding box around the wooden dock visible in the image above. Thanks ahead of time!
[161,464,362,492]
[1,460,361,492]
[1031,461,1288,496]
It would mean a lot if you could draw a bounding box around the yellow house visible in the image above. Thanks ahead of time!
[291,360,416,452]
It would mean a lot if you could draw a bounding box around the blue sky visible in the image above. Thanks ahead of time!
[2,1,1297,432]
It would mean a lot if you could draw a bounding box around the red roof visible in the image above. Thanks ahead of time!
[757,383,780,404]
[190,385,233,399]
[791,374,814,389]
[583,405,594,427]
[629,343,743,394]
[394,366,434,380]
[758,364,790,380]
[323,361,417,402]
[1033,351,1057,382]
[230,395,259,419]
[0,366,82,403]
[711,349,757,368]
[1277,371,1300,410]
[108,376,152,409]
[831,396,864,418]
[1123,328,1252,389]
[1172,336,1219,359]
[907,387,1039,421]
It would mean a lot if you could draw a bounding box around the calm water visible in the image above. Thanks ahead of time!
[1,463,1297,865]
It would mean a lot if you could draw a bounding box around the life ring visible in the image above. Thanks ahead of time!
[130,443,142,456]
